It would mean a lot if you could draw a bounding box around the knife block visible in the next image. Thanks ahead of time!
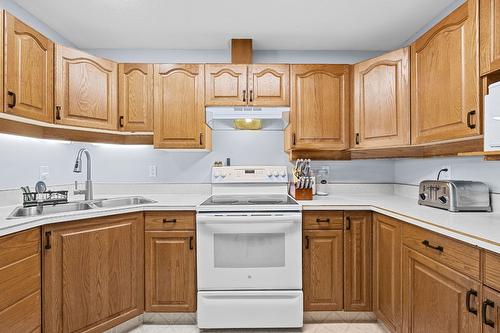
[292,187,313,200]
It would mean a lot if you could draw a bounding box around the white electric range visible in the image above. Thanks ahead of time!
[196,166,303,329]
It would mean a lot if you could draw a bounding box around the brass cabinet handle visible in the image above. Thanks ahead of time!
[55,106,61,120]
[119,116,124,127]
[162,218,176,223]
[355,133,360,145]
[189,236,194,250]
[45,231,52,250]
[466,289,478,315]
[467,110,476,129]
[483,299,495,327]
[305,236,310,249]
[422,240,444,252]
[7,91,16,108]
[243,90,246,102]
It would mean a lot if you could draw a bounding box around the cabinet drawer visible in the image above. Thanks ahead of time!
[145,211,195,231]
[403,224,480,279]
[484,251,500,292]
[303,211,344,230]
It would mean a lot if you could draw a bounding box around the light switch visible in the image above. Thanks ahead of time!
[149,165,157,177]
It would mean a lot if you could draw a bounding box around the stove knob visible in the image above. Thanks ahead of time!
[419,193,427,200]
[438,196,448,205]
[220,172,226,178]
[273,170,279,177]
[267,170,273,177]
[280,170,287,177]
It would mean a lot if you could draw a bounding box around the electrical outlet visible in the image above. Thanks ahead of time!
[439,165,451,180]
[148,165,157,177]
[39,166,49,181]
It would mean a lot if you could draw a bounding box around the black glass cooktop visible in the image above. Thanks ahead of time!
[200,194,298,206]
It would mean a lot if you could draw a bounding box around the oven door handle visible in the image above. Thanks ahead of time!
[196,213,302,224]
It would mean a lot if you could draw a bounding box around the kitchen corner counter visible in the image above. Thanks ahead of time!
[0,193,207,237]
[299,194,500,254]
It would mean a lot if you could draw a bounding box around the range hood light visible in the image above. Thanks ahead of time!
[206,106,290,131]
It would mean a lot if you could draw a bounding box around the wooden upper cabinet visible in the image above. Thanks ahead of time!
[344,212,372,311]
[154,64,211,149]
[54,45,118,130]
[43,213,144,333]
[411,0,480,144]
[4,12,54,123]
[480,0,500,75]
[290,64,350,150]
[248,64,290,106]
[373,213,402,333]
[303,229,344,311]
[353,48,410,149]
[118,64,153,132]
[205,64,247,106]
[402,247,481,333]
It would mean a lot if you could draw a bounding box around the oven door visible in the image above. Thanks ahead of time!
[196,212,302,290]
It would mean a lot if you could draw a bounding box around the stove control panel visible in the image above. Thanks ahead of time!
[212,166,288,183]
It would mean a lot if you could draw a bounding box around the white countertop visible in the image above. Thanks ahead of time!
[1,190,499,254]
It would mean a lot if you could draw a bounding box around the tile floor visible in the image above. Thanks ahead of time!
[126,323,389,333]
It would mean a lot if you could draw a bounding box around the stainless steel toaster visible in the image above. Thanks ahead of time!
[418,180,492,212]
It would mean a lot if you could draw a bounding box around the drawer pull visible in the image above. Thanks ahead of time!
[316,218,330,223]
[483,299,495,327]
[345,216,351,230]
[466,289,478,315]
[305,236,310,249]
[189,236,194,250]
[45,231,52,250]
[163,218,177,223]
[422,240,443,253]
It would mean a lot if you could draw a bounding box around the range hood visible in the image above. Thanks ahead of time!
[206,106,290,130]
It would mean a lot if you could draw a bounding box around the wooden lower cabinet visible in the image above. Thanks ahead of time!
[42,213,144,333]
[145,230,196,312]
[0,228,41,333]
[373,213,402,333]
[344,211,372,311]
[303,229,343,311]
[402,247,481,333]
[482,286,500,333]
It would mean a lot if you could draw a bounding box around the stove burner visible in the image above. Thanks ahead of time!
[247,200,283,204]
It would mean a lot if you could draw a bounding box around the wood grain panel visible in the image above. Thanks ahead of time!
[403,223,480,280]
[344,211,372,311]
[231,39,252,64]
[55,45,118,130]
[0,228,39,267]
[145,211,195,231]
[4,12,53,123]
[353,48,410,148]
[480,0,500,74]
[145,231,196,312]
[373,213,402,333]
[411,0,480,144]
[118,63,153,131]
[303,229,343,311]
[303,211,344,230]
[43,213,144,333]
[248,64,290,106]
[154,64,210,149]
[0,290,41,333]
[402,247,481,333]
[484,251,500,292]
[290,64,350,150]
[205,64,247,106]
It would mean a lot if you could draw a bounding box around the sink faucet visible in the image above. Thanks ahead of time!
[73,148,93,200]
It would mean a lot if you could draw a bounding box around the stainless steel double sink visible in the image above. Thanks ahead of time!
[7,196,156,219]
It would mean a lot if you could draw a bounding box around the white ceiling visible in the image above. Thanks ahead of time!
[13,0,459,51]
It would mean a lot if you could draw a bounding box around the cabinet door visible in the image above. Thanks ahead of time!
[4,12,53,122]
[154,64,210,149]
[205,64,247,106]
[303,230,343,311]
[411,0,480,144]
[483,286,500,333]
[344,212,372,311]
[402,247,481,333]
[353,48,410,148]
[43,213,144,333]
[480,0,500,75]
[118,63,153,132]
[290,64,349,150]
[145,231,196,312]
[248,64,289,106]
[54,45,118,130]
[373,213,402,333]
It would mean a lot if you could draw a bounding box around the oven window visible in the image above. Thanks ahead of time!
[213,233,285,268]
